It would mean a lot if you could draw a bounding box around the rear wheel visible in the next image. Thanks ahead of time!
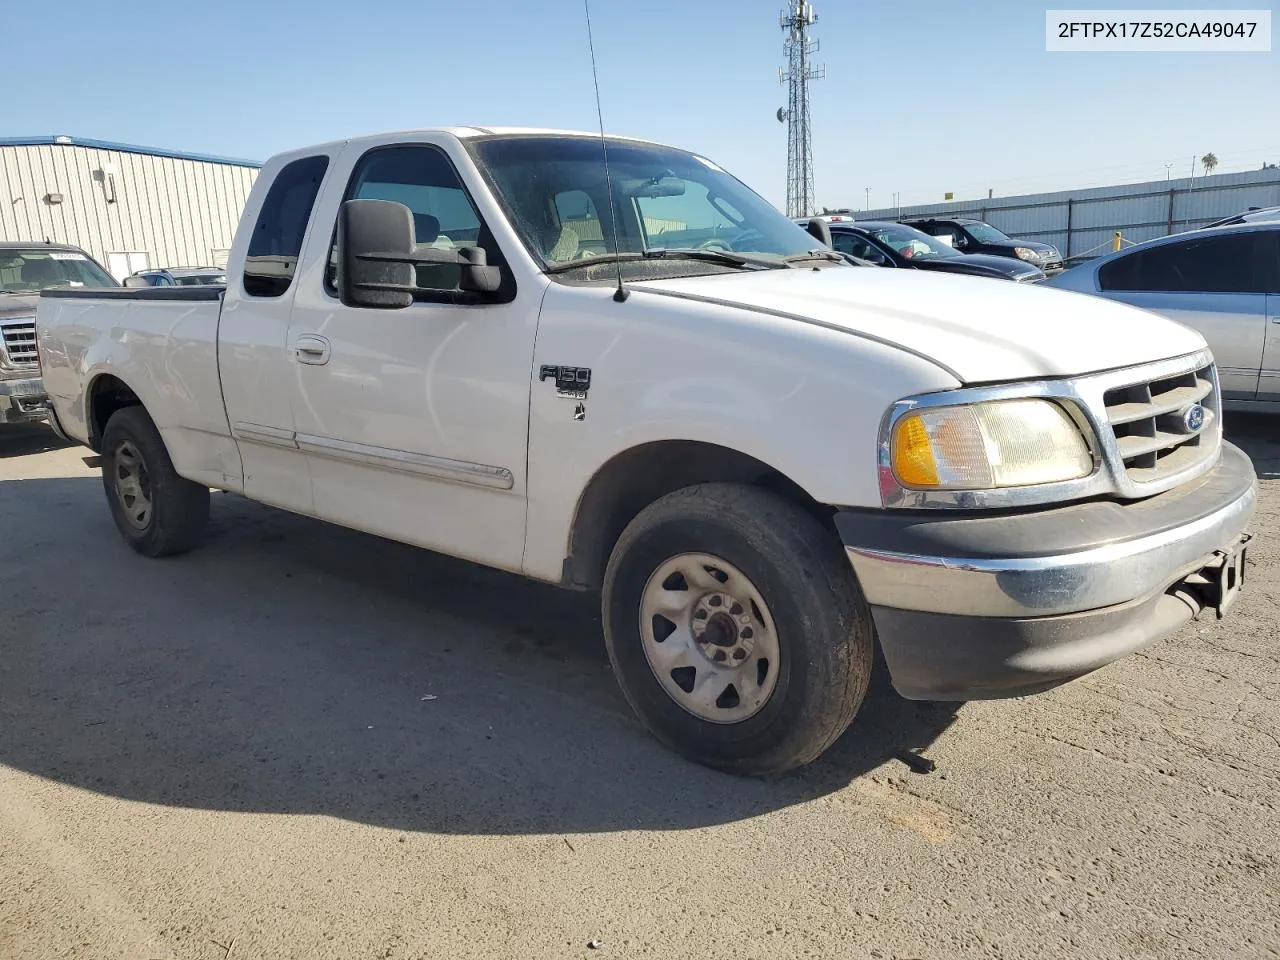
[101,407,209,557]
[603,483,874,777]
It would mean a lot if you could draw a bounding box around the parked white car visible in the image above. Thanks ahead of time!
[37,127,1256,775]
[1047,223,1280,411]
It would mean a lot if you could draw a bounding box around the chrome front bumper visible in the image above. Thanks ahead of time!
[837,442,1257,699]
[846,476,1254,619]
[0,375,48,424]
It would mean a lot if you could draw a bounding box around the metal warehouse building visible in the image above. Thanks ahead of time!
[0,135,260,281]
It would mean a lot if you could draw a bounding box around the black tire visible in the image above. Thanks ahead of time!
[100,406,209,557]
[602,482,874,777]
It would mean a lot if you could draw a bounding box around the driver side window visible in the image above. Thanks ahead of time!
[325,144,498,298]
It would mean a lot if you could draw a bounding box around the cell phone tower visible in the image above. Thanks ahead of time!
[777,0,824,219]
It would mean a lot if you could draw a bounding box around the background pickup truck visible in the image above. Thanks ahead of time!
[1,241,118,425]
[38,127,1257,776]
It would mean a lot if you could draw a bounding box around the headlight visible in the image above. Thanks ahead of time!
[891,399,1092,489]
[1013,247,1039,261]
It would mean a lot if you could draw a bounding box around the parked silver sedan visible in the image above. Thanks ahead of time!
[1047,223,1280,411]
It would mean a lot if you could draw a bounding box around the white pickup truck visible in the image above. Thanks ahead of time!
[37,127,1256,776]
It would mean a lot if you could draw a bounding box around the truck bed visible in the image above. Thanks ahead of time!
[37,284,238,491]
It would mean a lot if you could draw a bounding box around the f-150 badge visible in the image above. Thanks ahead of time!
[540,365,591,400]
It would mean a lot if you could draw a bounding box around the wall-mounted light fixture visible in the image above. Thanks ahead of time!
[94,163,118,204]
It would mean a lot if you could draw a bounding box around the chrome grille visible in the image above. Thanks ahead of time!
[1,320,39,368]
[1102,361,1217,485]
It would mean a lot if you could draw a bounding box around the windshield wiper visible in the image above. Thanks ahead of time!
[783,249,847,265]
[544,248,776,274]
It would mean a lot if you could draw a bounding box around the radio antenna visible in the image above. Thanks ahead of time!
[583,0,629,303]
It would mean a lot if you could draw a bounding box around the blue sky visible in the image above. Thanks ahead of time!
[6,0,1276,209]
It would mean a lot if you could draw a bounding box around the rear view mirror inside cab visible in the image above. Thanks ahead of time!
[625,176,686,199]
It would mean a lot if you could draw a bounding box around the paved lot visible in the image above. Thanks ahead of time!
[1,420,1277,960]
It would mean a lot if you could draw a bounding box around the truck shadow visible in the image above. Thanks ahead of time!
[1224,412,1280,479]
[0,422,72,459]
[0,476,958,837]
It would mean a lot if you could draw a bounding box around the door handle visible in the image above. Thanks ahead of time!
[294,335,331,365]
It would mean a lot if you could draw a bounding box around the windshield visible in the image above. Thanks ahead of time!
[962,222,1010,243]
[470,136,822,276]
[868,225,959,260]
[0,248,118,291]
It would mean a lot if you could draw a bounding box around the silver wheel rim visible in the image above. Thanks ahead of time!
[113,440,153,530]
[639,553,781,724]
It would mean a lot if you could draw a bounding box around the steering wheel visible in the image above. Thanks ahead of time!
[697,237,734,252]
[725,229,766,252]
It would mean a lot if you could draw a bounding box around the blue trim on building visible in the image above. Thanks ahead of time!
[0,135,262,168]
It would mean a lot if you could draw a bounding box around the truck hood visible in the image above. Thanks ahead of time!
[635,267,1206,384]
[0,293,40,321]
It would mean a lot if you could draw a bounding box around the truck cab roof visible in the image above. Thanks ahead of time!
[268,127,672,163]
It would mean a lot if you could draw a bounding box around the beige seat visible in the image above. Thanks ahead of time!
[544,225,581,262]
[411,213,460,290]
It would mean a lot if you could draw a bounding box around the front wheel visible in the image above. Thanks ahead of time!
[602,483,874,777]
[101,406,209,557]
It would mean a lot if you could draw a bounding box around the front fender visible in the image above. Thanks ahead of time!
[520,282,959,582]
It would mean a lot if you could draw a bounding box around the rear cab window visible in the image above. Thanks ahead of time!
[242,155,330,298]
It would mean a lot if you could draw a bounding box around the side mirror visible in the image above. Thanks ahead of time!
[952,234,969,250]
[338,198,503,308]
[805,217,832,247]
[864,248,889,266]
[338,198,416,309]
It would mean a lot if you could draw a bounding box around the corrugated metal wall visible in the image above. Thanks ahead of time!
[0,142,258,277]
[857,168,1280,261]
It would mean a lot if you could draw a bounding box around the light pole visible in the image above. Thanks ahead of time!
[1164,162,1173,181]
[864,186,870,209]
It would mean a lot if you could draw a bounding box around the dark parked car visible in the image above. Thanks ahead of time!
[900,217,1064,276]
[824,221,1045,281]
[125,266,227,287]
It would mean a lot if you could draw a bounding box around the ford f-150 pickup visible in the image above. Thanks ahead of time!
[36,127,1257,775]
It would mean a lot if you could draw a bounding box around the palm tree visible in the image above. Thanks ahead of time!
[1201,152,1219,175]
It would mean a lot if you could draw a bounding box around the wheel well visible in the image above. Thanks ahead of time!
[87,375,142,451]
[562,440,832,591]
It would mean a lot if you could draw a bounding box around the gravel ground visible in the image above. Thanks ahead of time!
[1,418,1277,960]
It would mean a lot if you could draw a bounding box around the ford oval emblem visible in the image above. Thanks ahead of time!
[1182,403,1206,433]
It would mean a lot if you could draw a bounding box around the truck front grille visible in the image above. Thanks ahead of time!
[1,320,38,368]
[1102,361,1217,485]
